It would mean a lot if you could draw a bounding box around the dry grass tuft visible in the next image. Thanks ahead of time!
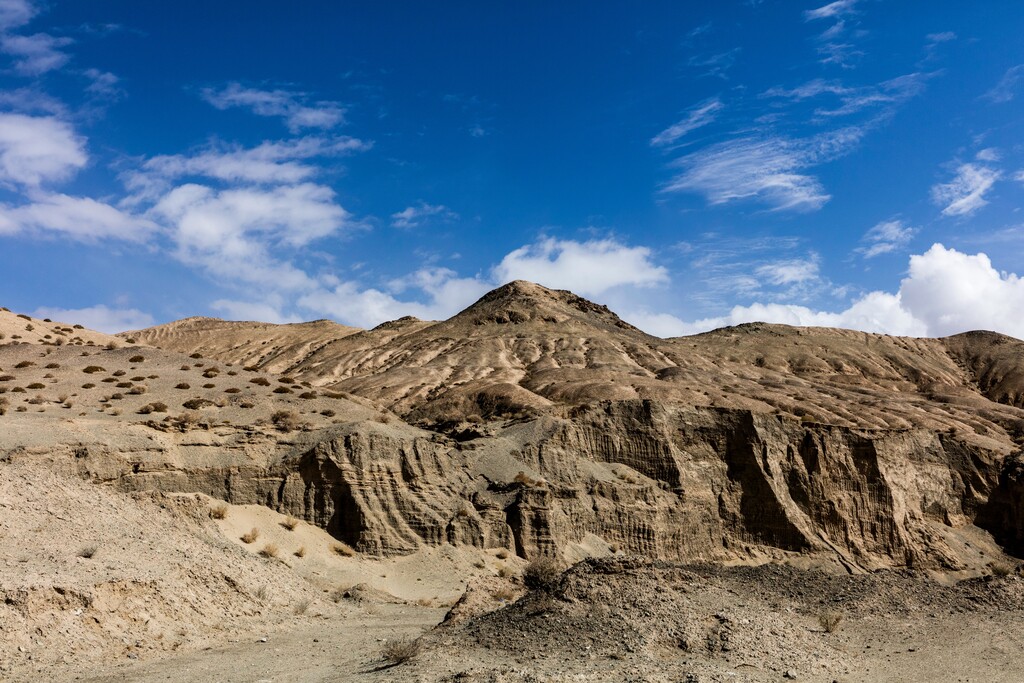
[331,542,355,557]
[294,546,306,558]
[78,544,99,559]
[818,609,844,633]
[241,528,260,544]
[281,516,300,531]
[381,636,422,665]
[259,543,279,559]
[209,503,228,520]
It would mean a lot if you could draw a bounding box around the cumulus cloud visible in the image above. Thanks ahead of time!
[857,219,916,258]
[201,83,346,132]
[391,202,458,229]
[2,31,71,75]
[151,182,351,289]
[493,238,668,296]
[635,244,1024,340]
[650,97,723,147]
[31,304,154,334]
[0,193,155,241]
[0,0,35,31]
[296,237,670,328]
[931,163,1000,216]
[0,113,86,187]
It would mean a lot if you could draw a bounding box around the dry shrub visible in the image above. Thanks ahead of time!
[128,355,145,363]
[112,370,126,376]
[271,409,303,432]
[989,561,1015,577]
[294,546,306,558]
[523,557,562,591]
[250,377,271,386]
[175,382,190,389]
[293,598,311,615]
[491,586,516,601]
[495,548,510,559]
[272,386,292,394]
[241,528,260,544]
[331,542,355,557]
[259,543,279,559]
[78,544,99,559]
[513,471,537,486]
[14,360,34,368]
[209,503,228,519]
[83,365,105,374]
[298,391,317,399]
[320,408,336,417]
[381,637,422,665]
[818,609,844,633]
[281,516,299,531]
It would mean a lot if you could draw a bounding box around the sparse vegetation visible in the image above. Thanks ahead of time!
[259,543,279,558]
[14,360,34,368]
[818,609,844,633]
[82,366,105,374]
[272,386,293,394]
[241,528,260,544]
[175,382,190,389]
[294,546,306,558]
[523,557,562,591]
[250,377,271,386]
[381,636,422,666]
[331,542,355,557]
[78,544,99,559]
[271,409,303,432]
[281,516,299,531]
[129,355,145,363]
[210,503,228,519]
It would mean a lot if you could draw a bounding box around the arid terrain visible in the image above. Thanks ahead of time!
[2,282,1024,682]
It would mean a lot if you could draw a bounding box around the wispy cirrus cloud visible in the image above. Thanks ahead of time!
[650,97,723,147]
[123,135,370,202]
[984,65,1024,104]
[804,0,859,21]
[201,83,347,132]
[931,162,1001,217]
[856,219,916,258]
[763,72,931,118]
[660,123,872,211]
[390,202,458,229]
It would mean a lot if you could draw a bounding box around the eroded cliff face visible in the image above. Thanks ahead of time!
[48,398,1018,572]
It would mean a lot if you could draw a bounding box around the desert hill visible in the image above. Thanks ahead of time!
[4,282,1024,680]
[128,281,1024,439]
[0,306,128,348]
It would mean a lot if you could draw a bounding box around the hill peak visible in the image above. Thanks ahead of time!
[453,280,644,333]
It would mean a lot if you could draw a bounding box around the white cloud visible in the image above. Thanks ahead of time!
[650,98,723,147]
[0,0,35,31]
[124,136,369,201]
[493,238,668,296]
[984,65,1024,104]
[635,244,1024,340]
[390,202,458,229]
[297,237,669,327]
[209,296,302,324]
[151,182,350,289]
[201,83,346,132]
[975,147,1000,162]
[857,219,916,258]
[755,256,819,285]
[83,68,121,97]
[804,0,859,20]
[298,272,490,328]
[0,193,155,241]
[31,304,154,334]
[662,136,832,211]
[1,32,72,75]
[0,113,86,187]
[931,163,1000,216]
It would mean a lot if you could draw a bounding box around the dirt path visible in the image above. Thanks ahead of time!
[76,604,446,683]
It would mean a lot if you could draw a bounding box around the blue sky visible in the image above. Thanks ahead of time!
[1,0,1024,337]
